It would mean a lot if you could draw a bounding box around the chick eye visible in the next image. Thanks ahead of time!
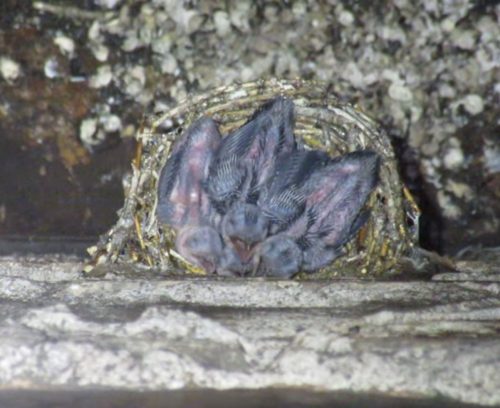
[187,236,200,246]
[266,241,276,252]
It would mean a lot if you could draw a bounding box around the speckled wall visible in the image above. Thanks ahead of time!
[0,0,498,253]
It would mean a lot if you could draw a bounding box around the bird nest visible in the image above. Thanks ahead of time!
[86,78,420,279]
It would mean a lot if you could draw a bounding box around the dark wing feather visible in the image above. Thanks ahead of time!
[205,96,296,212]
[258,149,329,231]
[303,150,380,247]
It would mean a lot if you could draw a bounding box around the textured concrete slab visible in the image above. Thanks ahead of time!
[0,255,499,406]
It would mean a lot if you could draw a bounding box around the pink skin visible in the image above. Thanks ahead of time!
[157,118,224,274]
[170,134,217,224]
[157,117,222,229]
[175,226,223,274]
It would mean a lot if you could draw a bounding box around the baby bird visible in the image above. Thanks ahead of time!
[157,116,222,228]
[175,226,223,274]
[221,203,269,263]
[204,96,296,214]
[299,150,380,271]
[156,117,223,273]
[217,246,252,276]
[252,234,302,278]
[253,150,380,276]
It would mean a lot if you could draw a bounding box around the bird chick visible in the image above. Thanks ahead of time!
[299,150,380,271]
[252,234,303,278]
[175,226,223,274]
[221,203,269,263]
[204,96,296,214]
[157,117,221,228]
[217,245,253,276]
[255,150,380,274]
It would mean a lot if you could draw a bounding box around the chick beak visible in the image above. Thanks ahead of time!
[198,256,217,274]
[231,238,254,263]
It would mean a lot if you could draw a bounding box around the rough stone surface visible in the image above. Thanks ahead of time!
[0,1,498,252]
[1,255,499,406]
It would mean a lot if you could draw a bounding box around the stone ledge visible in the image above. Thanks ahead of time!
[0,256,499,406]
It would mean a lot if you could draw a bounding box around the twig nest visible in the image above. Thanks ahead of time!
[86,79,419,278]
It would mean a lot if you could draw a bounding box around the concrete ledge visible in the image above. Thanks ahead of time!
[0,256,499,406]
